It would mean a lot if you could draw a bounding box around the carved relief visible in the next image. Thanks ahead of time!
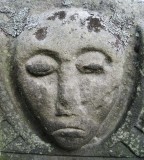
[0,0,144,158]
[9,8,134,151]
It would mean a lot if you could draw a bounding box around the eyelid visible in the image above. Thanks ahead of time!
[76,63,104,74]
[83,64,104,73]
[26,63,55,76]
[75,49,111,74]
[34,49,60,63]
[80,47,112,63]
[25,55,58,77]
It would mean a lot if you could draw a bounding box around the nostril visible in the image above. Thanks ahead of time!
[55,109,77,117]
[55,102,78,117]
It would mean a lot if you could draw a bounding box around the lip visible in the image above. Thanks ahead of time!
[52,128,86,138]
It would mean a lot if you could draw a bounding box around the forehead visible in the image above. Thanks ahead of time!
[16,8,131,61]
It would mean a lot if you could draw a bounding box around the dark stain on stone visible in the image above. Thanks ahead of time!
[115,39,120,48]
[70,13,78,21]
[116,34,121,40]
[134,32,141,53]
[70,15,76,21]
[47,11,66,20]
[57,11,66,19]
[86,16,104,32]
[100,1,103,5]
[34,27,47,41]
[47,15,56,20]
[114,34,121,48]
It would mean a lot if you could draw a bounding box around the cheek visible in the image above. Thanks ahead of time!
[79,71,123,122]
[17,73,58,116]
[79,74,121,102]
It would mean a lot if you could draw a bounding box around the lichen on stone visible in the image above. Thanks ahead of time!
[62,0,73,7]
[0,6,38,37]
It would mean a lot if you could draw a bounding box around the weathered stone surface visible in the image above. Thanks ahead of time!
[0,0,144,159]
[0,154,142,160]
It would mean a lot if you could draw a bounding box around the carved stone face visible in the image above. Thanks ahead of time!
[13,8,134,150]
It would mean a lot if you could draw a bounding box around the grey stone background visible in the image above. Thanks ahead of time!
[0,0,144,159]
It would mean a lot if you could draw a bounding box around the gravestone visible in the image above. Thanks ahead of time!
[0,0,144,159]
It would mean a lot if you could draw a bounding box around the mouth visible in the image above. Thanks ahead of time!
[51,127,90,150]
[52,128,86,138]
[41,117,97,150]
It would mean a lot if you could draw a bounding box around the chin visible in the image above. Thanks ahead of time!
[37,115,98,150]
[52,128,95,150]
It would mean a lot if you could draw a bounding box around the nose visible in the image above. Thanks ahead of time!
[56,64,84,116]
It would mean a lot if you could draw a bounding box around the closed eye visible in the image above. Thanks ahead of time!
[26,63,55,76]
[83,64,104,73]
[76,63,104,74]
[75,50,110,74]
[25,55,58,77]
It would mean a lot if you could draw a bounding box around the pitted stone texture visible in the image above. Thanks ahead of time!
[0,0,144,158]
